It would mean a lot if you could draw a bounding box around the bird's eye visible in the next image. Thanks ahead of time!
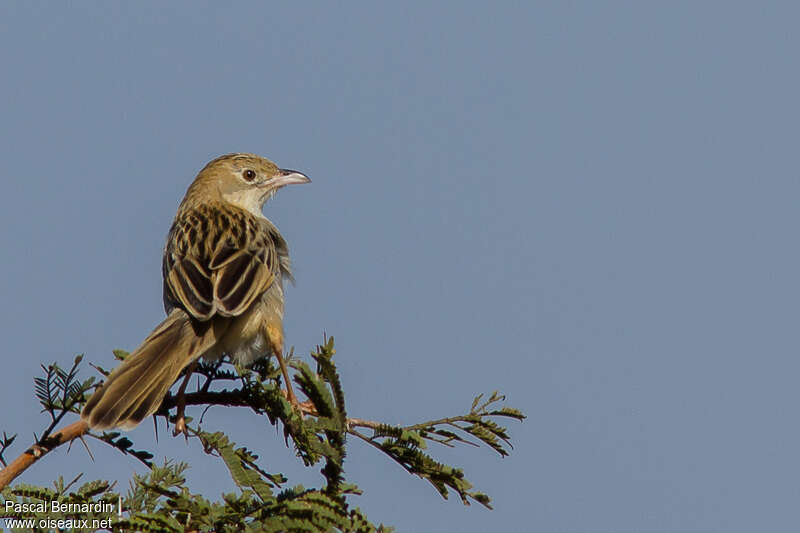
[242,169,257,182]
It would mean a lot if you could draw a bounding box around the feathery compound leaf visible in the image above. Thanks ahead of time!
[312,336,346,420]
[477,418,513,442]
[10,483,58,502]
[464,424,508,457]
[0,431,16,467]
[196,430,279,502]
[295,362,336,418]
[96,431,155,467]
[376,439,495,507]
[115,513,183,533]
[75,479,112,499]
[471,393,484,412]
[34,364,58,413]
[56,355,83,401]
[351,389,524,510]
[488,407,527,420]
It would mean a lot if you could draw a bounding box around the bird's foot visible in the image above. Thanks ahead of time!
[172,395,190,438]
[281,388,317,417]
[173,414,189,438]
[172,360,197,438]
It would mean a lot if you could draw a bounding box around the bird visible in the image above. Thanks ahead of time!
[81,153,310,432]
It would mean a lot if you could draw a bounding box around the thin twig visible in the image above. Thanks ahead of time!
[346,417,382,430]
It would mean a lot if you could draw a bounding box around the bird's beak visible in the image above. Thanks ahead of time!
[271,169,311,188]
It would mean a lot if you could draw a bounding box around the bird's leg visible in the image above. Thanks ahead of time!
[275,350,302,412]
[275,353,317,416]
[173,359,199,437]
[265,324,303,413]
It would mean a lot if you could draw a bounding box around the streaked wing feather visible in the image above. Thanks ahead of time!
[208,245,240,269]
[213,249,274,316]
[167,260,214,319]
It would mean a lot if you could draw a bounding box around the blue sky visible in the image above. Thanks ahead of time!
[1,2,799,531]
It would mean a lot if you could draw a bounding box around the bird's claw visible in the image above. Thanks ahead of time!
[281,388,316,417]
[173,415,189,438]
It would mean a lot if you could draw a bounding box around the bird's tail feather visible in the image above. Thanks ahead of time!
[82,309,218,430]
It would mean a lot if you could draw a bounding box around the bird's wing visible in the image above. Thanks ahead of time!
[208,242,276,316]
[163,205,278,320]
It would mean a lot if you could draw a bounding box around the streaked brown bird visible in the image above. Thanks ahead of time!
[82,153,310,431]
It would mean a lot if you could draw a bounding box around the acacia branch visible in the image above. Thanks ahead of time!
[0,386,511,491]
[0,389,383,491]
[0,419,89,489]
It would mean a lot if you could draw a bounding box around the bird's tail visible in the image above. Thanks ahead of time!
[82,309,218,430]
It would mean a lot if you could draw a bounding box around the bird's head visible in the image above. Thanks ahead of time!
[186,153,310,214]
